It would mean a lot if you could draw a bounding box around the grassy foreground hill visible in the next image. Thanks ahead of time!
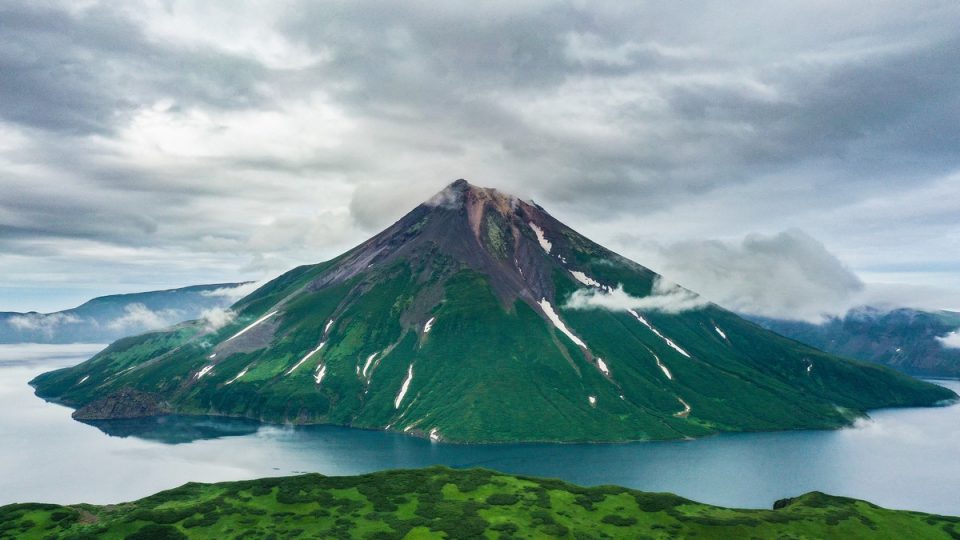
[2,467,958,539]
[31,180,956,442]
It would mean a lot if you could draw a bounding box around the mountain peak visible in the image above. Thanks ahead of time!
[449,178,470,190]
[426,178,520,215]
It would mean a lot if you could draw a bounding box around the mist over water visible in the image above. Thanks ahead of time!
[2,344,959,514]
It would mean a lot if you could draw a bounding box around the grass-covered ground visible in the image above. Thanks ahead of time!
[2,467,958,539]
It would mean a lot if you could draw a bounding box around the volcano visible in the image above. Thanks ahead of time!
[32,180,955,442]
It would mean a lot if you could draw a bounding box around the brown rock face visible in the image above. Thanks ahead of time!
[72,387,168,420]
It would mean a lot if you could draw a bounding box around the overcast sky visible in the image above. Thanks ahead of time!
[1,0,958,319]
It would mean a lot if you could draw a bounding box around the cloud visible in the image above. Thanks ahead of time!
[634,230,865,322]
[106,303,180,331]
[0,1,959,313]
[6,312,82,337]
[937,332,960,350]
[348,181,438,231]
[200,307,235,331]
[565,277,709,314]
[629,229,960,322]
[0,343,107,364]
[855,283,960,315]
[424,182,467,210]
[200,282,260,302]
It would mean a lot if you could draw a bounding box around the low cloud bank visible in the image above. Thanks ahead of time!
[566,277,709,314]
[200,282,260,301]
[6,312,83,337]
[106,303,181,331]
[937,332,960,349]
[631,230,865,322]
[201,307,235,331]
[2,287,243,341]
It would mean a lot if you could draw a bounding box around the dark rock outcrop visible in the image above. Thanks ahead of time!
[72,387,169,420]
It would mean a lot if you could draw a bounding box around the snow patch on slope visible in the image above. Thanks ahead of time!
[423,317,435,333]
[225,311,278,342]
[628,309,691,358]
[596,358,610,376]
[226,365,250,385]
[287,343,326,375]
[653,353,673,380]
[588,395,597,406]
[325,319,334,334]
[78,375,89,384]
[674,397,692,417]
[195,365,214,379]
[571,271,602,288]
[314,364,327,384]
[539,299,587,348]
[395,364,414,409]
[362,352,378,378]
[529,222,552,253]
[714,325,727,339]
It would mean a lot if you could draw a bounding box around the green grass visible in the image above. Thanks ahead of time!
[3,467,958,539]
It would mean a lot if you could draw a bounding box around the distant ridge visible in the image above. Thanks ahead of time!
[1,283,248,344]
[749,307,960,377]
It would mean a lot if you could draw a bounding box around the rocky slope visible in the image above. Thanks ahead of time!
[750,307,960,377]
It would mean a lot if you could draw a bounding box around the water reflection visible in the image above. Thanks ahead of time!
[81,415,261,443]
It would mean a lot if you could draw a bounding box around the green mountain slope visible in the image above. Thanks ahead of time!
[3,467,959,539]
[31,180,955,442]
[749,307,960,377]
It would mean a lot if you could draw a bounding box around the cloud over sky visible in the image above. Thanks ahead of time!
[633,230,866,321]
[0,0,958,314]
[629,230,960,321]
[105,303,181,332]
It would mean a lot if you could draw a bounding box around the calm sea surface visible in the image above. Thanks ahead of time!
[2,343,959,514]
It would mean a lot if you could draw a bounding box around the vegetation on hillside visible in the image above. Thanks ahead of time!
[3,467,959,539]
